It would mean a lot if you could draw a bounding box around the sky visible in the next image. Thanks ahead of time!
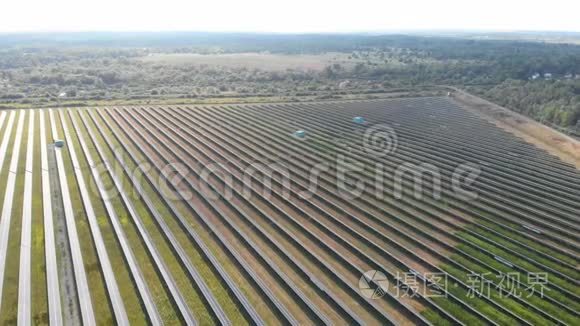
[1,0,579,33]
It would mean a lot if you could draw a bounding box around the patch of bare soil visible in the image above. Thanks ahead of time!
[449,87,580,170]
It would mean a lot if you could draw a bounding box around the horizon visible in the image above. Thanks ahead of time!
[2,29,580,35]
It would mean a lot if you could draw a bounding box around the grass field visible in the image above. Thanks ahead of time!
[0,96,578,325]
[139,52,353,71]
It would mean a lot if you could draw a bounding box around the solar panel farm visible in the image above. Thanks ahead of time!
[0,96,579,325]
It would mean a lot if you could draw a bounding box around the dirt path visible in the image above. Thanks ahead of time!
[448,87,580,170]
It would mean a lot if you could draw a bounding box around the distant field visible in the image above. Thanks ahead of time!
[0,97,579,325]
[139,52,352,71]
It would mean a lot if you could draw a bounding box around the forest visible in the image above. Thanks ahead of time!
[1,32,579,130]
